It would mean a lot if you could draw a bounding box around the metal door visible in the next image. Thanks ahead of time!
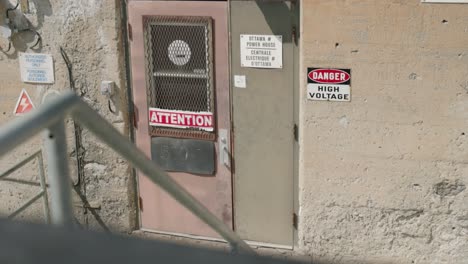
[230,0,296,246]
[128,1,231,238]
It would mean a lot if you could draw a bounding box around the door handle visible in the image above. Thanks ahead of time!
[222,146,230,168]
[219,129,231,169]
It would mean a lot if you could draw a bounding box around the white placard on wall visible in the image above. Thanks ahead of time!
[240,34,282,69]
[19,53,55,84]
[234,75,246,88]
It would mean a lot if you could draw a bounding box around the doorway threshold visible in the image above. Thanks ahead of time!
[139,228,293,250]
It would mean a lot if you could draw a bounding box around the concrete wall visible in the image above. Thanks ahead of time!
[299,1,468,263]
[2,0,468,262]
[0,0,134,231]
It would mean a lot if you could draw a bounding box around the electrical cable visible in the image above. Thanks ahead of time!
[30,30,41,48]
[6,1,19,19]
[60,47,112,232]
[60,47,85,188]
[4,41,11,52]
[17,28,42,49]
[60,47,72,81]
[3,1,42,52]
[2,1,18,52]
[108,99,117,114]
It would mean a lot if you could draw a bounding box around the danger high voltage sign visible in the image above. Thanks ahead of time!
[307,68,351,102]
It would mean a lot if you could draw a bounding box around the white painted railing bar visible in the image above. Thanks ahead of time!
[0,91,254,255]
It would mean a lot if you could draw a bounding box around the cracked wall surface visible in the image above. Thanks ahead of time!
[299,1,468,263]
[0,0,134,232]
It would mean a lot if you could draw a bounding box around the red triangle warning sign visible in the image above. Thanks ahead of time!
[14,89,35,116]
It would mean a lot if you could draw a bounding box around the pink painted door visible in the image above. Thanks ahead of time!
[128,1,232,238]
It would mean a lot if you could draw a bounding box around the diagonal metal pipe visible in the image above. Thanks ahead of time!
[0,91,254,254]
[71,99,254,255]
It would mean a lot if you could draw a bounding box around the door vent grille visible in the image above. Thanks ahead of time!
[143,16,215,140]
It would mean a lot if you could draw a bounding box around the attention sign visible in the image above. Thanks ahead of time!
[240,34,282,69]
[19,53,54,84]
[149,108,214,132]
[307,68,351,102]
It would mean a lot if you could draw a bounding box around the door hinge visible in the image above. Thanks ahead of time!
[291,0,297,9]
[138,196,143,211]
[132,106,138,129]
[128,23,133,41]
[292,25,297,45]
[293,213,298,229]
[293,124,298,141]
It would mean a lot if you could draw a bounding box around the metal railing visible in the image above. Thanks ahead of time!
[0,91,253,255]
[0,150,50,222]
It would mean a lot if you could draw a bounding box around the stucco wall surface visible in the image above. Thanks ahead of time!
[0,0,134,231]
[299,1,468,263]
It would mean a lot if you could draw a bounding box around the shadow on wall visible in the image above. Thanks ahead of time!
[72,185,110,232]
[0,0,52,59]
[255,0,299,43]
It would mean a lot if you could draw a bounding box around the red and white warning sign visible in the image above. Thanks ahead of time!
[13,89,35,116]
[149,108,214,131]
[307,68,351,102]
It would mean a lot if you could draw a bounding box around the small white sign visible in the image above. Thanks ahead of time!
[240,34,282,69]
[19,53,54,84]
[234,75,246,88]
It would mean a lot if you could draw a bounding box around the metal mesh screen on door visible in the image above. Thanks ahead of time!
[143,16,215,140]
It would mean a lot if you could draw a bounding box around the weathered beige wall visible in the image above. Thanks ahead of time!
[299,1,468,263]
[3,0,468,261]
[0,0,134,231]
